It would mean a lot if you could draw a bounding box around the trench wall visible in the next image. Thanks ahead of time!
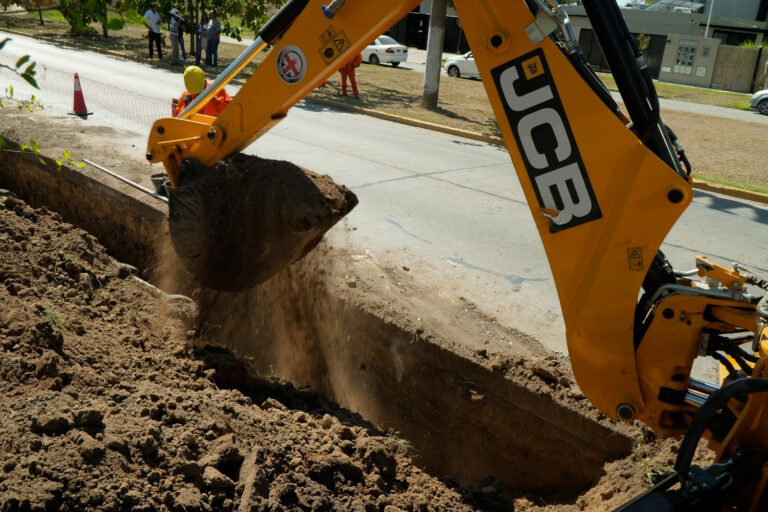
[0,146,635,495]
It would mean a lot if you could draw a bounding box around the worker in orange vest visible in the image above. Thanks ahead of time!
[340,53,362,98]
[173,65,231,117]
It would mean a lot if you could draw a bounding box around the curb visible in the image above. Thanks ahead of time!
[5,27,768,205]
[307,96,503,145]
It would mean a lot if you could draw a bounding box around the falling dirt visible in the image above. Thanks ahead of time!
[168,154,357,292]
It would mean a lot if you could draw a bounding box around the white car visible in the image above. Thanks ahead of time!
[445,52,480,79]
[362,36,408,67]
[749,89,768,115]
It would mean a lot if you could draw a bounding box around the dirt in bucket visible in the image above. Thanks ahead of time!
[168,153,358,292]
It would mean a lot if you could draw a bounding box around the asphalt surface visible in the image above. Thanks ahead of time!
[2,32,767,383]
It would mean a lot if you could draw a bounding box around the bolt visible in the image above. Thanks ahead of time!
[732,281,741,288]
[157,126,165,135]
[616,403,636,421]
[207,129,216,140]
[145,152,153,161]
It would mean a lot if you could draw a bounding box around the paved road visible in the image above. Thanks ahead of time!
[2,33,767,380]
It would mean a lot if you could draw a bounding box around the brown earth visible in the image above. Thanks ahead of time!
[0,106,721,511]
[0,193,494,512]
[0,175,715,512]
[167,154,358,292]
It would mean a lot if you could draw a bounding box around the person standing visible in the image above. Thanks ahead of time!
[174,9,189,64]
[340,53,362,98]
[143,3,162,60]
[195,11,209,66]
[205,9,221,68]
[169,8,185,65]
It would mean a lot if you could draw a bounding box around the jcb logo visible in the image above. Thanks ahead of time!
[492,50,601,232]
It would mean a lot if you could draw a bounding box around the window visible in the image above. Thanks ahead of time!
[674,40,698,75]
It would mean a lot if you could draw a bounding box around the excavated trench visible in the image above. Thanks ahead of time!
[0,139,636,498]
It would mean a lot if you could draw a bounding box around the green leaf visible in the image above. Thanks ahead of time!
[38,157,46,166]
[0,38,9,51]
[22,74,39,89]
[75,162,86,168]
[25,104,33,113]
[30,139,39,153]
[15,55,30,69]
[63,149,71,160]
[0,137,4,151]
[107,18,125,30]
[19,144,28,151]
[55,158,62,167]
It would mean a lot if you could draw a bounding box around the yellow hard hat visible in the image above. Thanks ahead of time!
[184,66,206,95]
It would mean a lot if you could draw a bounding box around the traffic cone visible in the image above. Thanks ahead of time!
[69,73,93,118]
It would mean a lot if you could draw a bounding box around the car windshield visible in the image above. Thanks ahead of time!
[378,36,398,46]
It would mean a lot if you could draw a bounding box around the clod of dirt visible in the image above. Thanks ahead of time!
[167,154,358,292]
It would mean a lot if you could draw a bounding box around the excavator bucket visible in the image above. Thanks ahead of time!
[167,154,358,292]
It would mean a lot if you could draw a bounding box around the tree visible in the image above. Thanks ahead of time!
[421,0,448,108]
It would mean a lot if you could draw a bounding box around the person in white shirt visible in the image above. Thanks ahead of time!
[205,9,222,67]
[169,8,187,65]
[143,3,162,60]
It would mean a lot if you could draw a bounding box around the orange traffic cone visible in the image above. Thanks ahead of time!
[69,73,92,118]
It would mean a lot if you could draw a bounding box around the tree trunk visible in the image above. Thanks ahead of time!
[421,0,447,108]
[101,2,109,37]
[37,0,44,26]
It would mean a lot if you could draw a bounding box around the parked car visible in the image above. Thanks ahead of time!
[750,89,768,115]
[362,36,408,67]
[444,52,480,79]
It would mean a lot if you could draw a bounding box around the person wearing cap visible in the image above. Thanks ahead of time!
[173,66,232,117]
[205,9,222,67]
[169,7,187,65]
[143,3,162,60]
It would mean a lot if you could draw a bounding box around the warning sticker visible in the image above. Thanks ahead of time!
[276,45,307,84]
[318,28,350,65]
[627,247,644,271]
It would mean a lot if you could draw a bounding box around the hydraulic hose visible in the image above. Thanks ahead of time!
[675,378,768,490]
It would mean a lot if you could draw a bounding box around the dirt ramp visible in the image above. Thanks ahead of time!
[168,154,357,292]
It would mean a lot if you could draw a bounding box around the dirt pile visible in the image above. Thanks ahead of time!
[0,193,496,511]
[168,154,358,292]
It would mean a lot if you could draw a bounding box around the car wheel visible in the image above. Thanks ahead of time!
[447,65,460,78]
[759,99,768,116]
[369,54,380,65]
[391,61,400,67]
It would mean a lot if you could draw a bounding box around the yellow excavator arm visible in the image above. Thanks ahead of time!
[147,1,768,509]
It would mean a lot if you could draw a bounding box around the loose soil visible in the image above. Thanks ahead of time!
[0,193,488,511]
[167,154,357,292]
[0,106,720,511]
[0,175,714,512]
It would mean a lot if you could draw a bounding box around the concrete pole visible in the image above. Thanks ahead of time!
[421,0,447,108]
[704,0,716,38]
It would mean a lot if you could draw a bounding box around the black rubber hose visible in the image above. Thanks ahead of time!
[259,0,310,45]
[675,378,768,486]
[758,294,768,319]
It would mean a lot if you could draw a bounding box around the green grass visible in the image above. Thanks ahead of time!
[45,307,72,331]
[692,173,768,195]
[597,73,753,110]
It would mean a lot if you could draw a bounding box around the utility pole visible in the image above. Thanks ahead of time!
[704,0,716,38]
[421,0,447,108]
